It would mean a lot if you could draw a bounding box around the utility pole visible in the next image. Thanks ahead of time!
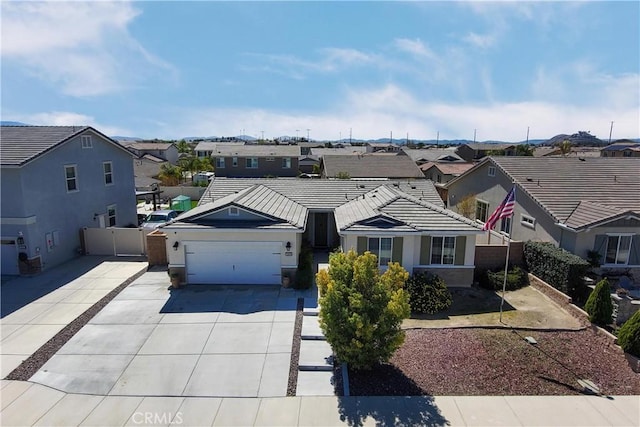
[296,129,299,141]
[473,129,477,143]
[349,128,352,144]
[390,131,393,143]
[609,121,614,144]
[436,131,439,146]
[526,126,530,144]
[406,132,409,145]
[306,129,310,141]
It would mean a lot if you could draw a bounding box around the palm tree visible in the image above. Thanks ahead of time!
[176,139,191,154]
[158,163,182,186]
[559,139,572,156]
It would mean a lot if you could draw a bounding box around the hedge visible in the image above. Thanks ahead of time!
[478,266,529,291]
[618,309,640,358]
[405,272,452,314]
[523,241,590,301]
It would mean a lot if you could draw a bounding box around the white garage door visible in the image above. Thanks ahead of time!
[1,239,19,276]
[185,241,282,285]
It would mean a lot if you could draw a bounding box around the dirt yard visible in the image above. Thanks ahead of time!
[402,285,583,330]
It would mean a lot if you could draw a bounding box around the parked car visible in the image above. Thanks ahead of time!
[141,210,178,230]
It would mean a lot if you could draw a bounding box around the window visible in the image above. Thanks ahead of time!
[216,158,225,168]
[65,165,78,192]
[228,207,239,216]
[81,135,92,148]
[436,174,442,183]
[521,214,535,229]
[107,205,117,227]
[266,157,275,162]
[232,157,238,167]
[623,151,632,157]
[500,216,511,234]
[368,237,392,267]
[431,236,455,265]
[282,157,291,169]
[476,200,489,222]
[103,162,113,185]
[488,166,496,177]
[246,157,258,168]
[605,235,632,265]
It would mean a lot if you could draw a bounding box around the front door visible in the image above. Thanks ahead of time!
[314,213,328,247]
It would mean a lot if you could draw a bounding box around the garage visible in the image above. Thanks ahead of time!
[185,241,282,285]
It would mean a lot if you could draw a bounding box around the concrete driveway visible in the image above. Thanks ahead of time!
[30,269,302,398]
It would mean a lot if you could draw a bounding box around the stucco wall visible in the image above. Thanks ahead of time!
[0,130,136,270]
[213,156,299,177]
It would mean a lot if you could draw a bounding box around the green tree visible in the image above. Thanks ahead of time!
[335,171,351,179]
[515,144,534,156]
[176,139,191,154]
[618,310,640,358]
[584,278,613,325]
[559,139,572,156]
[318,250,411,370]
[158,163,182,186]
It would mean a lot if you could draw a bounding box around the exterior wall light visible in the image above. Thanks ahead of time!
[285,241,292,251]
[173,241,179,251]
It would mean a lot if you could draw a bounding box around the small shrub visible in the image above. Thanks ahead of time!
[584,278,614,325]
[293,245,314,289]
[618,310,640,358]
[479,266,529,291]
[405,272,452,314]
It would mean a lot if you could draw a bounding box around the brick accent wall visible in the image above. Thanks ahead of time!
[146,231,167,266]
[474,242,524,271]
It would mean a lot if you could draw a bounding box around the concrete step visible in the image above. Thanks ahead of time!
[296,370,336,396]
[302,306,319,316]
[301,315,325,340]
[298,340,333,371]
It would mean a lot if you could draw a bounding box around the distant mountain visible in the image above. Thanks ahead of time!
[111,136,143,142]
[543,131,606,147]
[1,121,30,126]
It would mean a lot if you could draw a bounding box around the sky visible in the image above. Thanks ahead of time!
[1,1,639,142]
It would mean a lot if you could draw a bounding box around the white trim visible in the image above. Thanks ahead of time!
[521,214,536,229]
[414,264,475,269]
[475,199,489,223]
[81,135,92,148]
[64,164,79,193]
[103,161,114,186]
[245,157,258,169]
[488,166,496,177]
[228,207,240,216]
[107,204,117,227]
[0,216,37,225]
[605,232,635,237]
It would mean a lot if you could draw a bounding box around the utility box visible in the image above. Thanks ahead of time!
[171,195,191,213]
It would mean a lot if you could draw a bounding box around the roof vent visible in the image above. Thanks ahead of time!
[526,177,533,181]
[393,182,399,187]
[411,185,416,189]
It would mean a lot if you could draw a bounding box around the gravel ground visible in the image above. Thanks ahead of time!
[349,327,640,396]
[287,298,304,396]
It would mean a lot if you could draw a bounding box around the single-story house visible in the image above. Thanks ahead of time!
[455,143,516,162]
[161,178,483,286]
[601,141,640,158]
[420,162,475,184]
[446,157,640,276]
[320,154,425,179]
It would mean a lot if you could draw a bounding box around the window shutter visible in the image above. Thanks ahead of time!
[357,237,367,254]
[392,237,403,263]
[593,235,607,260]
[455,236,466,265]
[630,235,640,266]
[420,236,431,265]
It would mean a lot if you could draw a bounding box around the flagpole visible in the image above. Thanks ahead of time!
[499,185,516,324]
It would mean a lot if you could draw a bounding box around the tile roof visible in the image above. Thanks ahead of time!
[420,162,475,176]
[402,148,464,163]
[461,143,516,151]
[478,157,640,227]
[335,186,482,233]
[310,147,368,156]
[0,126,97,166]
[207,144,300,157]
[563,201,631,230]
[601,142,640,152]
[194,141,245,152]
[175,185,307,230]
[321,154,425,179]
[199,177,444,210]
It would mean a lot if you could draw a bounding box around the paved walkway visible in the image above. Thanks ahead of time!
[1,256,639,426]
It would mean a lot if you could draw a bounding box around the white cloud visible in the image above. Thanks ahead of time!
[9,111,134,137]
[1,1,176,97]
[394,38,437,60]
[462,32,497,49]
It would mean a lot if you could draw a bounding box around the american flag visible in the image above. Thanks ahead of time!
[483,187,516,231]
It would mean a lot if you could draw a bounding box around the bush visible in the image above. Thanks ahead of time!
[524,241,590,301]
[405,272,452,314]
[317,250,410,370]
[478,266,529,291]
[618,310,640,358]
[584,278,614,326]
[293,244,314,290]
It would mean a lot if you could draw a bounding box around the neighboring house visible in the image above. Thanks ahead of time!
[133,155,166,189]
[310,146,368,157]
[298,141,325,155]
[194,141,245,159]
[320,154,424,179]
[123,141,179,164]
[162,178,482,286]
[0,126,137,274]
[446,157,640,275]
[420,162,475,184]
[366,142,402,153]
[402,148,465,165]
[601,141,640,158]
[209,144,301,177]
[298,155,320,174]
[455,143,516,162]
